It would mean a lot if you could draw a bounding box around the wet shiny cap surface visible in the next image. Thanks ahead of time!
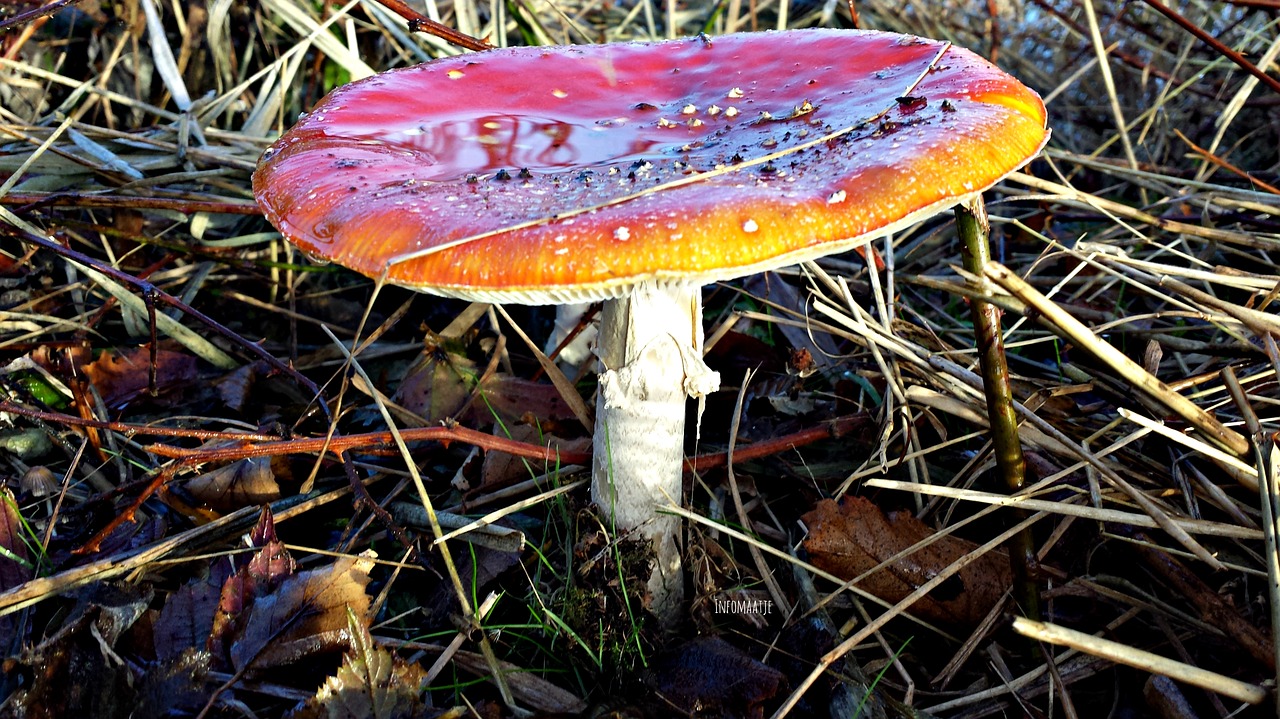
[253,29,1049,303]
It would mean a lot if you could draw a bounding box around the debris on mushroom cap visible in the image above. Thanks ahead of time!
[253,29,1049,304]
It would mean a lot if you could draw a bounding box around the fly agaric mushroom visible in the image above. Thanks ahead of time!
[253,29,1049,622]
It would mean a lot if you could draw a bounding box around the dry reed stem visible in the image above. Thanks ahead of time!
[1014,617,1268,704]
[985,261,1250,458]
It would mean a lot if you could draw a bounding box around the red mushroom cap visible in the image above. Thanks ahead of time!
[253,29,1048,303]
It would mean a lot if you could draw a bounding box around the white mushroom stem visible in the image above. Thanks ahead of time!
[591,281,720,623]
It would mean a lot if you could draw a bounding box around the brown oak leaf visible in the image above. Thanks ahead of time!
[801,497,1010,625]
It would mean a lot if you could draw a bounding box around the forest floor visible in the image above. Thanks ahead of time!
[1,1,1279,717]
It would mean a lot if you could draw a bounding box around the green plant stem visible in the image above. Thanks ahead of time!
[955,197,1041,621]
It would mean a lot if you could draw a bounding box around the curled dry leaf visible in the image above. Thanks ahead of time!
[228,552,376,672]
[801,497,1010,625]
[288,614,428,719]
[181,455,281,511]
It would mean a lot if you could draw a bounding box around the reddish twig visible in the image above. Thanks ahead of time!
[143,413,873,486]
[1141,0,1280,97]
[685,415,872,472]
[81,419,587,554]
[144,423,593,465]
[0,401,284,442]
[76,463,181,554]
[372,0,492,51]
[5,206,438,564]
[74,422,590,553]
[1174,129,1280,195]
[81,412,871,553]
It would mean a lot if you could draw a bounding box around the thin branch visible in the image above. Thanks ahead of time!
[1141,0,1280,96]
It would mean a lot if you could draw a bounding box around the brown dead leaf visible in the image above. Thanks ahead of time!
[469,374,581,426]
[0,487,32,592]
[181,456,281,512]
[479,423,591,487]
[801,497,1010,625]
[216,362,259,412]
[287,613,428,719]
[393,339,480,424]
[81,345,198,407]
[153,566,228,661]
[644,636,786,719]
[228,552,376,672]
